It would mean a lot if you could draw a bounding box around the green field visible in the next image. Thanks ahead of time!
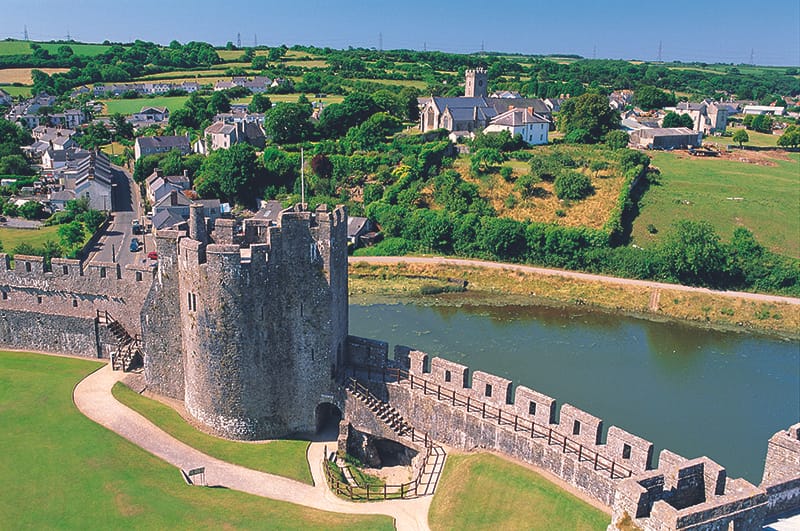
[100,96,190,116]
[0,225,62,251]
[0,351,392,530]
[0,40,112,57]
[428,453,608,531]
[113,382,313,484]
[633,152,800,258]
[0,84,32,97]
[705,127,780,148]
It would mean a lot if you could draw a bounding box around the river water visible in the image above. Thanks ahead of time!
[349,303,800,484]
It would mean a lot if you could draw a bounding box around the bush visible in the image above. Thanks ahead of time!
[605,130,629,150]
[353,237,415,256]
[499,166,513,182]
[554,171,593,200]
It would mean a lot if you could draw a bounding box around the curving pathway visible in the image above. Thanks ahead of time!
[350,256,800,306]
[73,364,433,531]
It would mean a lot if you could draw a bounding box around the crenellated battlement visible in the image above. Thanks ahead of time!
[393,350,655,474]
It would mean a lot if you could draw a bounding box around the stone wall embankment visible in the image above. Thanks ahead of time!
[0,309,100,357]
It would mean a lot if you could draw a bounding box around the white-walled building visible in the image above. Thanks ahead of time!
[483,107,549,145]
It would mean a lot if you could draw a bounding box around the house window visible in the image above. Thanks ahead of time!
[622,443,632,459]
[36,296,42,304]
[444,370,451,383]
[529,401,536,415]
[573,420,581,435]
[485,383,492,397]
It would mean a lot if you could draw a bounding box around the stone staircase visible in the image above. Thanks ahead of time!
[96,310,142,372]
[344,376,446,497]
[345,377,412,437]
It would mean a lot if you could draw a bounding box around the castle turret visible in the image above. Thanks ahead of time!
[143,204,348,440]
[465,68,488,98]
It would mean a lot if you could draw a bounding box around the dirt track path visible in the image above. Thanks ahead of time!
[73,364,432,531]
[349,256,800,306]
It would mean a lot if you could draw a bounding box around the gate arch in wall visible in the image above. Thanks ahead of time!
[315,402,343,435]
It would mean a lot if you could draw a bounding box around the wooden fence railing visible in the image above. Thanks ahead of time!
[347,365,633,480]
[323,378,438,501]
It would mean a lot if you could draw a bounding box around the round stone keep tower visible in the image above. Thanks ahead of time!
[146,203,348,440]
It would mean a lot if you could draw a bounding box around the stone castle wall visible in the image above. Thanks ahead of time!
[345,339,796,527]
[0,253,154,358]
[143,204,349,440]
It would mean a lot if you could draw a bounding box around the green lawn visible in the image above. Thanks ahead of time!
[112,382,313,484]
[633,152,800,258]
[705,127,780,148]
[0,84,32,97]
[100,96,190,116]
[428,453,608,531]
[0,40,32,56]
[0,351,392,530]
[0,225,62,251]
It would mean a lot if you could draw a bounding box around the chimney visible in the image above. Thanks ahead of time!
[170,190,178,206]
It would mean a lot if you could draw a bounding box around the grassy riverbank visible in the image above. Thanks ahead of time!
[349,262,800,339]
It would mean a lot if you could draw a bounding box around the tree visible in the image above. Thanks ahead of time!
[662,112,694,129]
[554,171,593,200]
[657,220,728,286]
[749,114,774,133]
[0,155,33,176]
[194,143,262,205]
[263,103,313,144]
[634,86,676,110]
[470,148,503,174]
[777,125,800,148]
[110,113,134,140]
[248,93,272,113]
[58,221,86,249]
[558,92,620,143]
[604,130,629,150]
[18,201,45,220]
[732,129,749,148]
[252,56,268,70]
[207,91,231,115]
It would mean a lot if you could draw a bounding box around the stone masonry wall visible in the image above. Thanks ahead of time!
[761,423,800,517]
[0,309,100,357]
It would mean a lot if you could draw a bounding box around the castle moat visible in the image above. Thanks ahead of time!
[349,302,800,484]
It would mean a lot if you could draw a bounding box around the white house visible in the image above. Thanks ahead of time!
[483,107,549,145]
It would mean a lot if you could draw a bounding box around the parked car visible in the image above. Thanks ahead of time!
[131,219,142,234]
[147,251,158,260]
[130,238,140,252]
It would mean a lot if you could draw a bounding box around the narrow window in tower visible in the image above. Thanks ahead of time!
[192,293,197,311]
[622,443,632,459]
[573,420,581,435]
[100,267,106,278]
[63,265,69,274]
[444,370,451,382]
[1,291,7,300]
[187,292,192,308]
[311,349,314,360]
[529,401,537,415]
[300,303,304,317]
[485,383,492,397]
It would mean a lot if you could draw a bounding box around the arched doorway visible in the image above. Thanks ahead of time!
[315,402,342,437]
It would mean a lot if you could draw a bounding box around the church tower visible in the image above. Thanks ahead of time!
[465,68,488,98]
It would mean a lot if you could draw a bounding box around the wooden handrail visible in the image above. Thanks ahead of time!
[348,364,633,479]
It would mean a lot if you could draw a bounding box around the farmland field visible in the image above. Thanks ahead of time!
[704,127,780,148]
[0,350,393,530]
[0,85,32,97]
[0,40,112,57]
[0,68,70,84]
[632,151,800,258]
[100,96,190,115]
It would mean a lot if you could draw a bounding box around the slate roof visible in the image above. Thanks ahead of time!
[152,209,187,230]
[205,121,237,135]
[637,127,697,137]
[490,108,549,127]
[253,200,284,222]
[490,98,551,115]
[347,216,370,238]
[136,135,191,151]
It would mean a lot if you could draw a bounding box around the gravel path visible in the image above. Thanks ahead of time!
[350,256,800,306]
[73,364,432,531]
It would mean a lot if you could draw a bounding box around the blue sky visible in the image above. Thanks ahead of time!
[2,0,799,65]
